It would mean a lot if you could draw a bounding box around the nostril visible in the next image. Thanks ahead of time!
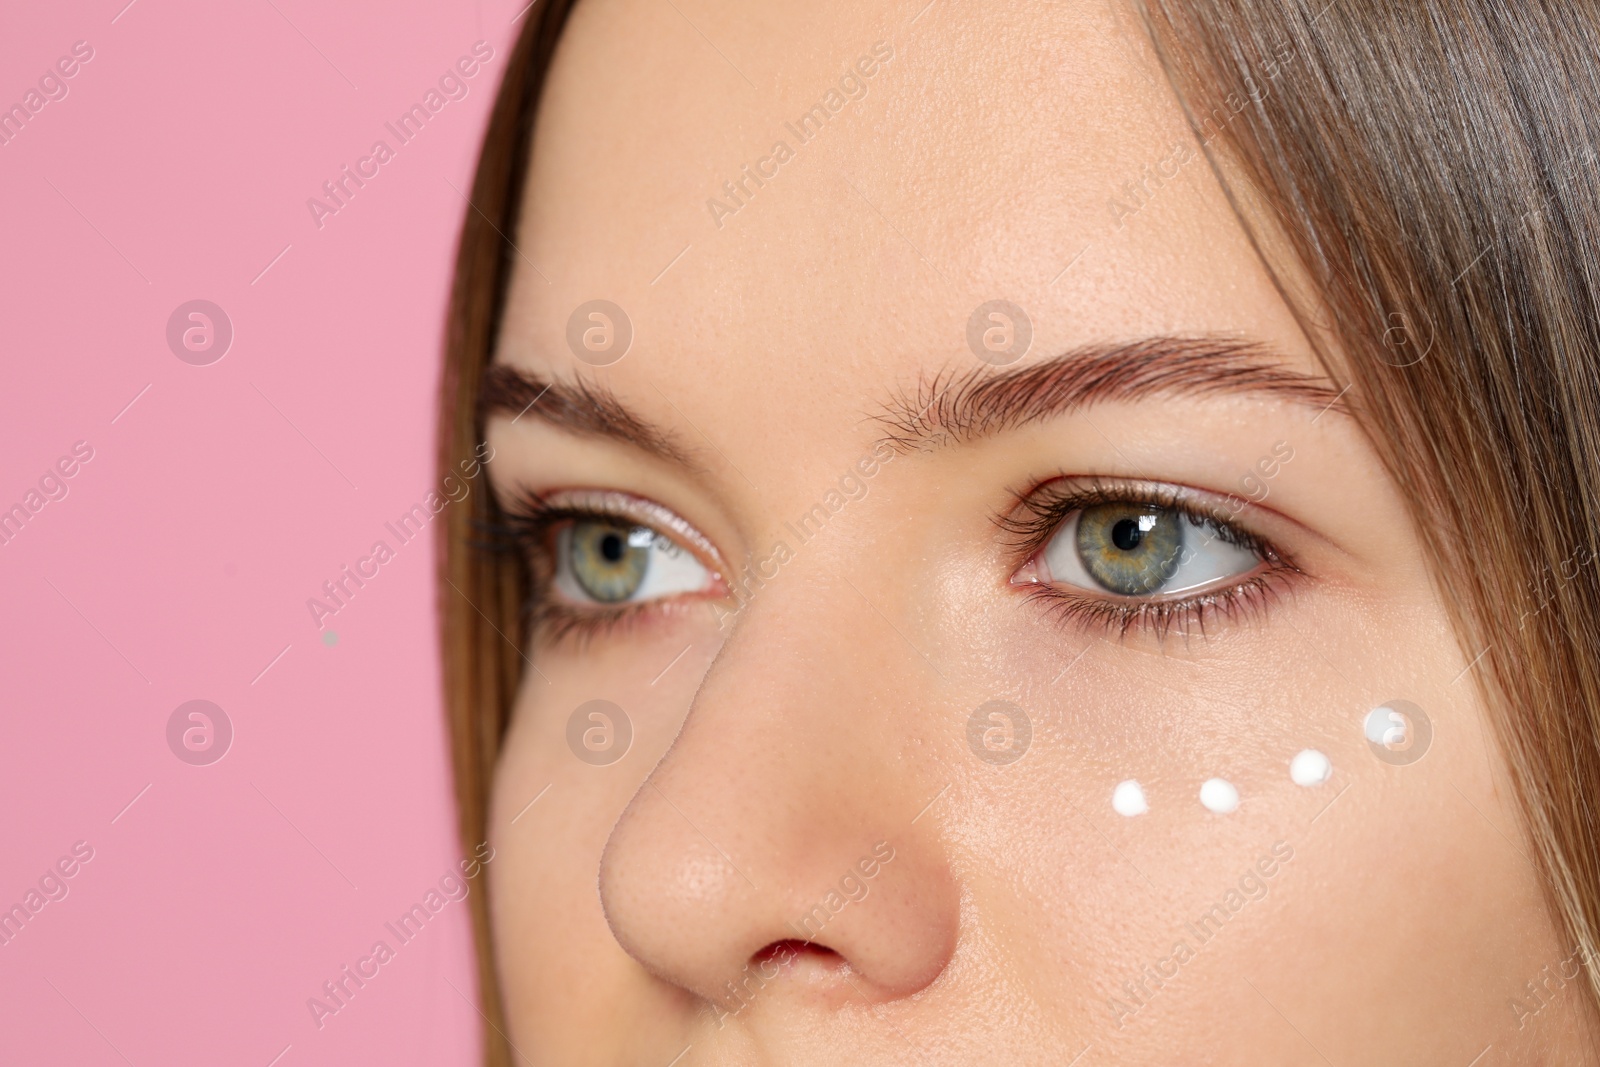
[712,940,853,1025]
[751,938,843,974]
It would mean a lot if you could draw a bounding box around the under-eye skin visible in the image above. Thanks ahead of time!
[496,488,726,643]
[1002,476,1301,639]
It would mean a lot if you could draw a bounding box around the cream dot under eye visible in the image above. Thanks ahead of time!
[1289,748,1332,787]
[1112,779,1148,817]
[1199,778,1239,813]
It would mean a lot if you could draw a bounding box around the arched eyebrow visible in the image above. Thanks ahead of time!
[480,337,1345,468]
[479,363,702,469]
[872,336,1346,452]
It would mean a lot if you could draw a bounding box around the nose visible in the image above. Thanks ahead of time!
[597,572,960,1013]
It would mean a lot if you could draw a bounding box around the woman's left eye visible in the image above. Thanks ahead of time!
[554,520,715,605]
[1035,501,1263,598]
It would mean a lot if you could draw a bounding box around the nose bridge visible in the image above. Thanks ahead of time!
[597,559,960,1006]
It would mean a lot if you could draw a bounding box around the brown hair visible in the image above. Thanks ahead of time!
[1134,0,1600,1019]
[439,0,1600,1057]
[437,3,579,1062]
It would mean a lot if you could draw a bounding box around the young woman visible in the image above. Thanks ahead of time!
[438,0,1600,1061]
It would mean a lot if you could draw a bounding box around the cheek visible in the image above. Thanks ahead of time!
[487,618,721,1054]
[959,579,1550,1055]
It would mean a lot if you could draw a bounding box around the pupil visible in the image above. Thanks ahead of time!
[599,532,625,563]
[1111,518,1145,552]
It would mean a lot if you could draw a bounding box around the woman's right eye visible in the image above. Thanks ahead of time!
[554,520,716,605]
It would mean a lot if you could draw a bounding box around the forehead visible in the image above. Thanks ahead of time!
[498,0,1312,445]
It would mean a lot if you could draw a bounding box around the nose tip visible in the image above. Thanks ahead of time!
[597,775,958,1013]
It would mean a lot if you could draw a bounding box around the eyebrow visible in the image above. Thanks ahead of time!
[480,363,701,468]
[479,336,1345,466]
[872,336,1345,452]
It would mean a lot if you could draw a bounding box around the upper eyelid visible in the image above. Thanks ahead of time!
[517,488,729,574]
[997,477,1184,538]
[1010,475,1247,515]
[1001,476,1275,531]
[995,475,1292,570]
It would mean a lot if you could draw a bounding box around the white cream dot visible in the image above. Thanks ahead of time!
[1290,748,1332,787]
[1199,777,1239,813]
[1112,779,1148,817]
[1365,705,1408,746]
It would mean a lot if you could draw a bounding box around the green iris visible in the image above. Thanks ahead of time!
[1076,503,1184,595]
[570,521,651,602]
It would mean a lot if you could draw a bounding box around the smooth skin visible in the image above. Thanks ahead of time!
[479,0,1590,1062]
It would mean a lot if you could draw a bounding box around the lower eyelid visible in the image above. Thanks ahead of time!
[1018,568,1294,640]
[532,599,654,645]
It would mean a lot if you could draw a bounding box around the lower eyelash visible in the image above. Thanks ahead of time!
[531,598,654,647]
[1018,567,1297,642]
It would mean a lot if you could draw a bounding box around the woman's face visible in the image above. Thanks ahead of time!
[480,0,1585,1061]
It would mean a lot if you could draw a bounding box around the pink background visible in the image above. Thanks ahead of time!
[0,1,525,1062]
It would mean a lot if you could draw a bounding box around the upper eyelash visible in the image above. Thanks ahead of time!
[996,475,1273,561]
[494,491,653,590]
[494,491,641,547]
